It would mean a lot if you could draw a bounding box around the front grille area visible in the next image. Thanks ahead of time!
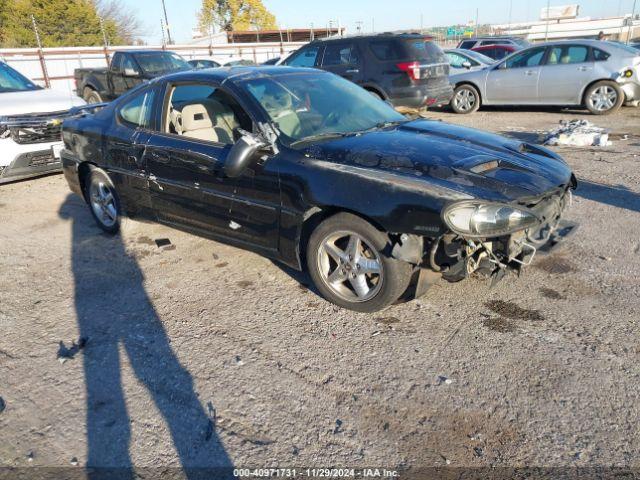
[27,151,57,167]
[2,110,69,145]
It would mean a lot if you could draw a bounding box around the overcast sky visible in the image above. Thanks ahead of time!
[127,0,638,44]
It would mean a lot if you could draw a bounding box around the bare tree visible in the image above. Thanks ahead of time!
[95,0,144,44]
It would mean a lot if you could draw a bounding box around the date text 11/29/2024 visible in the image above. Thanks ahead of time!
[233,468,399,477]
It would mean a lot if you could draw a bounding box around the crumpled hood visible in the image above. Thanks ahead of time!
[0,88,85,116]
[304,119,574,202]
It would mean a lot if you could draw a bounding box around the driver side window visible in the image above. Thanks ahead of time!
[504,47,547,69]
[163,83,252,145]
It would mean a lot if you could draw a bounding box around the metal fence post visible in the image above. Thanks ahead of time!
[31,15,50,88]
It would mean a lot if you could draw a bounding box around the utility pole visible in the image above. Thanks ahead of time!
[508,0,513,28]
[355,21,363,35]
[420,13,424,34]
[161,0,173,45]
[372,18,375,33]
[544,0,551,41]
[474,8,479,36]
[628,0,638,44]
[160,18,167,47]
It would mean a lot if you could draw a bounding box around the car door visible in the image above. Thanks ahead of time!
[104,86,157,216]
[320,42,362,83]
[538,44,593,104]
[485,46,548,104]
[144,81,281,250]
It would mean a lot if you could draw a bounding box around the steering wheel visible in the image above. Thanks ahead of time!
[320,110,340,130]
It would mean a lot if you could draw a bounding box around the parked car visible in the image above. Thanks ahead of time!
[60,67,576,312]
[449,40,640,114]
[223,58,257,67]
[262,57,281,65]
[188,58,222,69]
[74,50,190,104]
[445,48,495,72]
[281,33,453,108]
[630,42,640,51]
[458,36,530,50]
[0,61,85,184]
[471,44,519,61]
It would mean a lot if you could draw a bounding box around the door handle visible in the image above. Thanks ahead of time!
[578,66,590,71]
[524,70,535,76]
[346,69,359,74]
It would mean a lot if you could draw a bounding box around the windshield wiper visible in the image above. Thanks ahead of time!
[290,131,352,147]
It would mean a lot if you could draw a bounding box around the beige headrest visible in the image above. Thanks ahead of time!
[182,104,214,131]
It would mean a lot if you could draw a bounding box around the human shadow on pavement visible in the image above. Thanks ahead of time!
[59,194,233,479]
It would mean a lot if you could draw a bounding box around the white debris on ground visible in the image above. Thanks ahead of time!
[543,119,612,147]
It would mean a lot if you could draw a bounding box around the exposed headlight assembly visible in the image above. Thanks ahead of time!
[443,202,539,237]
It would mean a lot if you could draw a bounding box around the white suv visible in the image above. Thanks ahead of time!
[0,62,85,184]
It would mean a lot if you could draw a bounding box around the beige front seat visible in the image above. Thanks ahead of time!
[181,104,218,142]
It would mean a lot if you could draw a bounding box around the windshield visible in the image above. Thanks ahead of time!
[133,52,190,75]
[242,71,405,146]
[464,49,495,64]
[0,63,40,93]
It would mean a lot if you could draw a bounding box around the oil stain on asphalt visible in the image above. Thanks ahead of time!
[484,300,545,322]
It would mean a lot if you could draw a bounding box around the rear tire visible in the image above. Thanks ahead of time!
[306,213,413,312]
[451,84,481,114]
[584,80,623,115]
[83,87,103,104]
[85,167,120,234]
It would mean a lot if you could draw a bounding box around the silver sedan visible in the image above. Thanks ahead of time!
[448,39,640,115]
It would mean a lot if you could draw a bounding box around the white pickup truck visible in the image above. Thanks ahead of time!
[0,61,85,184]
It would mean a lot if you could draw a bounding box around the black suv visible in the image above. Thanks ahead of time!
[282,33,453,108]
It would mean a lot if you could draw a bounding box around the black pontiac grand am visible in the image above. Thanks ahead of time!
[61,66,577,312]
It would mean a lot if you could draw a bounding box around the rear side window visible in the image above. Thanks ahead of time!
[287,46,321,67]
[405,39,446,63]
[370,41,404,61]
[322,43,359,66]
[548,45,589,64]
[593,48,610,61]
[119,89,155,128]
[480,40,501,46]
[459,40,476,49]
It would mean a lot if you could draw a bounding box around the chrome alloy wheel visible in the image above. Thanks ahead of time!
[454,88,477,112]
[89,180,117,228]
[589,85,618,112]
[316,231,384,302]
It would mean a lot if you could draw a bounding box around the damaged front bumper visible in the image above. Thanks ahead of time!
[392,185,577,294]
[0,111,69,184]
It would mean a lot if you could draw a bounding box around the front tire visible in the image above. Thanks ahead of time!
[306,213,413,312]
[584,81,623,115]
[451,84,481,114]
[85,167,120,234]
[83,87,103,104]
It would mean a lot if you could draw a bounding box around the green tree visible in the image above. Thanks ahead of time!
[0,0,139,48]
[198,0,277,34]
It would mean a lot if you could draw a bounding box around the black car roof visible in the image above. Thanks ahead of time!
[308,33,431,44]
[114,49,178,54]
[157,66,324,84]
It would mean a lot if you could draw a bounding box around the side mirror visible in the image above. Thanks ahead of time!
[462,61,472,69]
[123,67,140,77]
[224,134,268,178]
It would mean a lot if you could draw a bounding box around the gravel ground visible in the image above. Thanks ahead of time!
[1,106,639,478]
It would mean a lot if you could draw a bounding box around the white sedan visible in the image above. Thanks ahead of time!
[0,62,85,184]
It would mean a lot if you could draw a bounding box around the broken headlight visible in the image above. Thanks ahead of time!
[443,202,539,238]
